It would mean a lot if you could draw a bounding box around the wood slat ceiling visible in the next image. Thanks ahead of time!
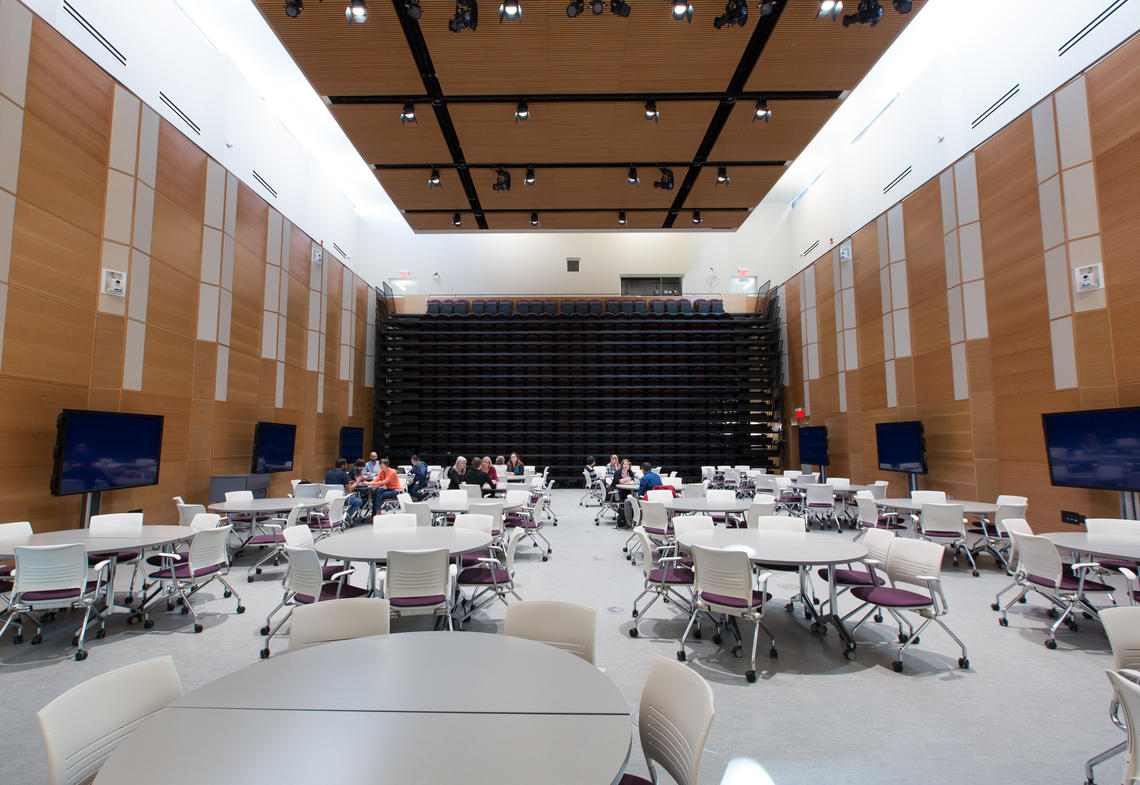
[255,0,925,231]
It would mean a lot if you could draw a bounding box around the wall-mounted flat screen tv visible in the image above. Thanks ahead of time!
[51,410,164,496]
[1043,407,1140,492]
[339,427,364,463]
[798,426,829,466]
[252,422,296,474]
[876,420,927,474]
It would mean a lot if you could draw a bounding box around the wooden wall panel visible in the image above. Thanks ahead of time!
[8,200,101,308]
[155,119,206,220]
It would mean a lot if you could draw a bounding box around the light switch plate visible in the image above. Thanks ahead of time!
[1075,262,1103,291]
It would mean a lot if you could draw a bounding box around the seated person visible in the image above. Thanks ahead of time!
[506,452,524,475]
[325,458,363,522]
[408,454,429,501]
[637,462,663,498]
[584,455,597,477]
[363,451,381,478]
[604,454,620,478]
[482,456,498,483]
[366,457,403,505]
[447,456,468,490]
[465,459,496,497]
[610,458,637,528]
[349,458,367,481]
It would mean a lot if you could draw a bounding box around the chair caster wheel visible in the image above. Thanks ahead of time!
[32,634,43,645]
[143,620,154,629]
[745,670,757,683]
[181,606,190,615]
[12,635,22,644]
[260,625,270,636]
[769,647,778,659]
[194,624,204,633]
[693,629,702,639]
[223,590,232,598]
[166,602,175,611]
[898,633,909,643]
[626,555,632,561]
[1046,608,1058,618]
[255,568,262,575]
[125,594,133,604]
[237,605,246,614]
[95,629,106,639]
[629,628,639,638]
[631,609,638,618]
[990,602,1000,611]
[75,650,88,661]
[998,616,1008,627]
[784,603,794,613]
[971,570,980,577]
[1019,596,1027,603]
[260,648,270,659]
[712,633,722,645]
[1083,611,1094,620]
[127,614,139,625]
[676,650,686,662]
[546,549,552,554]
[958,657,969,669]
[622,547,628,553]
[911,636,919,644]
[874,613,883,623]
[541,556,548,562]
[844,647,856,661]
[247,576,255,583]
[892,661,903,673]
[803,611,811,620]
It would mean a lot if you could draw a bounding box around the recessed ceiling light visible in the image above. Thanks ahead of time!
[524,166,536,186]
[754,98,771,122]
[627,166,640,185]
[401,101,416,124]
[514,99,529,122]
[530,211,539,226]
[428,167,441,188]
[346,0,367,22]
[644,100,659,122]
[591,0,604,13]
[284,0,303,18]
[716,165,730,185]
[618,211,627,225]
[672,1,693,21]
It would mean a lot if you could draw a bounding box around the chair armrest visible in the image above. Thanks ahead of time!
[658,556,685,564]
[154,552,183,561]
[1119,567,1138,581]
[476,557,505,568]
[1118,669,1140,685]
[755,571,773,586]
[90,559,110,573]
[261,523,283,531]
[863,558,882,566]
[1071,562,1101,571]
[328,568,355,581]
[915,575,940,582]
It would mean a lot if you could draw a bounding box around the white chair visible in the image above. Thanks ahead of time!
[385,547,453,630]
[37,656,182,785]
[288,597,390,651]
[307,495,347,540]
[744,494,777,526]
[968,502,1028,570]
[867,480,889,500]
[853,491,904,538]
[671,515,714,541]
[705,488,738,525]
[468,501,505,539]
[819,527,895,615]
[504,599,596,664]
[916,503,978,575]
[629,527,695,638]
[260,544,365,657]
[456,528,525,625]
[465,484,484,500]
[437,489,467,508]
[222,490,261,548]
[989,518,1034,609]
[645,489,675,504]
[679,544,776,682]
[910,489,947,504]
[782,470,802,480]
[174,502,206,526]
[505,496,552,561]
[803,484,837,530]
[1105,669,1140,785]
[579,468,603,507]
[140,526,244,633]
[403,500,433,528]
[87,513,144,601]
[1086,608,1140,784]
[373,513,418,528]
[0,521,31,590]
[682,483,707,498]
[0,544,109,660]
[246,504,305,582]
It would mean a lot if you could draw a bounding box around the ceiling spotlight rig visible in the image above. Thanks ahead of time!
[758,0,777,15]
[400,101,416,124]
[627,166,640,185]
[566,0,583,15]
[499,0,521,22]
[514,99,530,122]
[692,210,703,225]
[644,100,659,122]
[653,167,675,191]
[672,0,693,22]
[524,166,536,186]
[428,167,441,188]
[452,212,462,227]
[617,211,627,225]
[449,0,478,30]
[713,0,747,29]
[716,165,730,185]
[346,0,367,22]
[817,0,842,19]
[754,97,771,122]
[402,0,422,19]
[611,0,631,16]
[842,0,882,26]
[284,0,304,18]
[493,168,512,192]
[530,211,539,226]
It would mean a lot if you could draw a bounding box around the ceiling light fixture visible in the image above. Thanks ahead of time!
[401,101,416,124]
[758,1,776,15]
[672,1,693,21]
[754,97,771,122]
[403,0,423,19]
[530,211,539,226]
[716,165,730,185]
[514,99,529,122]
[692,210,702,225]
[591,0,605,13]
[346,0,367,22]
[452,212,462,227]
[611,0,631,15]
[817,0,841,19]
[499,0,521,21]
[449,0,478,30]
[713,0,747,28]
[892,0,911,12]
[842,0,882,26]
[653,167,675,190]
[618,211,627,225]
[524,166,536,186]
[493,168,512,192]
[644,100,659,122]
[627,166,640,185]
[284,0,303,18]
[428,167,441,188]
[566,0,583,15]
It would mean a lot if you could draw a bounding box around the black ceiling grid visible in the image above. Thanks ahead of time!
[389,0,489,229]
[403,206,751,215]
[372,160,787,170]
[662,1,786,228]
[327,90,841,105]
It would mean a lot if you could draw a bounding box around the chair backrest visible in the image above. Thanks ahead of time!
[782,470,801,479]
[467,502,503,529]
[639,500,668,528]
[288,597,390,652]
[692,544,755,606]
[868,480,889,499]
[294,483,322,499]
[1106,669,1140,785]
[284,544,326,600]
[626,495,642,525]
[465,485,483,499]
[804,484,834,505]
[752,515,805,532]
[504,600,597,664]
[453,513,493,535]
[1002,518,1032,566]
[683,483,706,498]
[1100,608,1140,671]
[862,528,896,563]
[175,503,207,526]
[438,489,467,507]
[0,520,33,538]
[1085,518,1140,536]
[189,513,222,532]
[290,479,301,493]
[37,656,182,785]
[646,489,674,503]
[705,489,736,506]
[855,494,880,527]
[323,487,345,500]
[920,503,965,535]
[910,490,947,504]
[283,525,315,549]
[745,498,776,526]
[385,548,450,601]
[883,537,944,593]
[992,503,1028,534]
[187,525,232,571]
[1010,530,1064,586]
[505,490,529,508]
[404,501,433,528]
[995,494,1028,506]
[633,528,662,576]
[326,495,347,525]
[224,490,253,503]
[672,515,714,540]
[373,513,418,529]
[88,512,143,536]
[828,477,850,490]
[13,544,88,597]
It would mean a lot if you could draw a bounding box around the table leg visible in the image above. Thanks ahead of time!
[102,555,132,616]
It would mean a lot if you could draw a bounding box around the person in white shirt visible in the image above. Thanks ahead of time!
[363,451,381,478]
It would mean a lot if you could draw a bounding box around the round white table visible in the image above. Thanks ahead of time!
[207,497,328,516]
[877,497,998,515]
[677,529,868,655]
[94,631,631,785]
[1044,532,1140,562]
[0,525,194,615]
[315,527,492,593]
[666,497,752,515]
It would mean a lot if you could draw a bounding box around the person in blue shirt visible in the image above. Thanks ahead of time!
[637,462,662,497]
[325,458,363,522]
[408,454,430,501]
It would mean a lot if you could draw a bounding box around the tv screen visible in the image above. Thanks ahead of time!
[798,426,829,466]
[252,422,296,474]
[339,427,364,463]
[51,410,164,496]
[876,421,927,474]
[1043,407,1140,492]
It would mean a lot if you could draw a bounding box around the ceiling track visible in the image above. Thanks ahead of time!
[404,207,752,214]
[328,90,842,105]
[389,0,488,229]
[373,160,787,170]
[664,1,786,228]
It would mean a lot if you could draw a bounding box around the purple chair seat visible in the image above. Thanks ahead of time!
[1097,559,1137,571]
[22,580,103,601]
[148,563,221,580]
[922,529,962,539]
[0,579,10,592]
[701,589,770,608]
[871,518,907,530]
[246,533,285,546]
[818,567,886,586]
[1026,573,1114,593]
[643,526,673,536]
[322,565,343,580]
[294,582,369,604]
[647,566,694,584]
[0,564,12,577]
[308,520,337,531]
[850,585,932,607]
[807,503,832,508]
[146,550,184,567]
[967,522,1001,537]
[89,550,139,565]
[456,566,511,585]
[390,594,447,608]
[619,776,652,785]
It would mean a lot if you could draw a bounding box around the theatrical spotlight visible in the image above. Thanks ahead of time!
[591,0,604,13]
[401,101,416,124]
[611,0,630,16]
[346,0,367,22]
[653,167,675,191]
[627,166,640,185]
[524,166,536,186]
[452,212,462,227]
[499,0,521,22]
[692,210,702,225]
[530,211,539,226]
[716,165,730,185]
[817,0,841,19]
[754,97,771,122]
[758,1,776,15]
[284,0,303,18]
[618,211,627,225]
[713,0,747,29]
[514,100,530,121]
[842,0,882,26]
[449,0,478,30]
[893,0,911,12]
[672,0,693,22]
[566,0,583,16]
[493,168,512,192]
[644,100,659,122]
[403,0,422,19]
[428,167,441,188]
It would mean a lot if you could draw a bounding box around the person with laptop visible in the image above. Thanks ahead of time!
[325,458,364,522]
[408,454,430,500]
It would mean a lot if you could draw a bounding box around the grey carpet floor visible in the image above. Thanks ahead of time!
[0,489,1126,785]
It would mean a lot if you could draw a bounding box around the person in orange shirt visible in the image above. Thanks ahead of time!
[367,458,403,506]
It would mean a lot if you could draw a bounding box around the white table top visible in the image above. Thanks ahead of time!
[677,529,868,566]
[428,498,523,513]
[314,527,491,563]
[208,497,328,515]
[877,498,998,515]
[96,632,631,785]
[1044,532,1140,561]
[0,525,194,559]
[666,497,752,514]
